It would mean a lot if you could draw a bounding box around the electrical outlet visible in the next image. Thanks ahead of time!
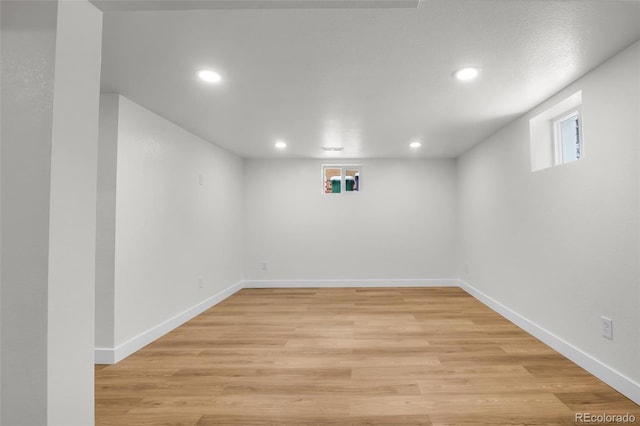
[601,316,613,340]
[197,275,204,288]
[259,261,268,271]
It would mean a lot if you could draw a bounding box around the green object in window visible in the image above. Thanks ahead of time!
[330,176,341,193]
[345,176,355,191]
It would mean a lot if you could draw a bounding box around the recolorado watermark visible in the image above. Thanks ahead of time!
[575,412,637,424]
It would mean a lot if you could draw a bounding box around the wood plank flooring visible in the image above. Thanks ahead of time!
[95,287,640,425]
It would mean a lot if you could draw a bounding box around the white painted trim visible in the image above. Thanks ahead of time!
[94,347,115,365]
[94,281,243,364]
[459,279,640,406]
[243,278,459,288]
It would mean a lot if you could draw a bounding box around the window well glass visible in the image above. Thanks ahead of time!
[322,165,362,194]
[345,169,359,191]
[324,168,342,193]
[556,112,581,164]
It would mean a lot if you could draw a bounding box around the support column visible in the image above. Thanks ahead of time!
[1,1,103,424]
[47,1,103,424]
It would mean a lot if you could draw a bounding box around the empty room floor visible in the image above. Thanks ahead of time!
[95,287,640,425]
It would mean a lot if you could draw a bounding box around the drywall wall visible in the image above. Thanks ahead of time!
[458,41,640,395]
[47,2,102,424]
[95,95,244,355]
[244,159,457,282]
[95,94,119,350]
[1,3,56,423]
[1,1,102,424]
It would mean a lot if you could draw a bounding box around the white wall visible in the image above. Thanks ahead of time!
[1,3,57,423]
[47,1,102,424]
[244,159,457,282]
[1,1,102,424]
[458,41,640,395]
[95,95,244,356]
[95,94,119,349]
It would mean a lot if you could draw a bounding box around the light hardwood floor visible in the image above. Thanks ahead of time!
[95,287,640,425]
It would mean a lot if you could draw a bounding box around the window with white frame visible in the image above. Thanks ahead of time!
[322,165,361,194]
[529,91,583,172]
[553,109,582,165]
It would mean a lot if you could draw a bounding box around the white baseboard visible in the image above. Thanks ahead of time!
[459,279,640,406]
[242,278,459,288]
[94,347,116,365]
[95,280,243,364]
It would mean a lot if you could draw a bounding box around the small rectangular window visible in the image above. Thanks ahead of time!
[529,91,583,172]
[553,110,582,165]
[323,165,361,194]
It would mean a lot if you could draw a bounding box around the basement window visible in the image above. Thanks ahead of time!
[530,91,583,172]
[323,165,361,194]
[553,110,582,165]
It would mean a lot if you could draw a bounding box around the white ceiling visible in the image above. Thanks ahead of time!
[99,0,640,159]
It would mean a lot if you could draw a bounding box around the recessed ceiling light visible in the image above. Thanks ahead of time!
[409,141,422,149]
[453,67,480,81]
[274,140,287,149]
[197,69,222,84]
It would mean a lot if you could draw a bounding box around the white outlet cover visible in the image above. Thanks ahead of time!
[601,316,613,340]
